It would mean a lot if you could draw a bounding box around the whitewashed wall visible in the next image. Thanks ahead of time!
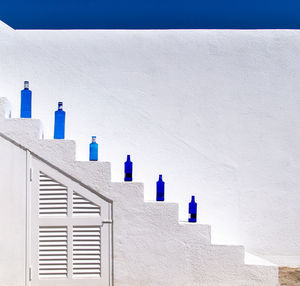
[0,136,27,285]
[0,21,300,265]
[0,113,278,285]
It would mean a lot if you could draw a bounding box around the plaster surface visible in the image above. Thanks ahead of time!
[0,136,27,285]
[0,21,299,266]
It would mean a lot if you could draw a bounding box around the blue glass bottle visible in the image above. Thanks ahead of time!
[156,174,165,201]
[20,81,32,118]
[89,136,98,161]
[124,155,133,182]
[54,102,65,139]
[188,196,197,223]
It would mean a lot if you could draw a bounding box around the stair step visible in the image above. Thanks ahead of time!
[111,182,145,205]
[190,262,278,285]
[206,244,245,265]
[70,161,111,192]
[240,264,278,285]
[179,222,211,244]
[0,118,43,142]
[144,201,179,225]
[37,139,76,163]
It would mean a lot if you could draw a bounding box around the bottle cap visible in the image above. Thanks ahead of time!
[92,136,97,142]
[24,81,29,89]
[58,102,63,110]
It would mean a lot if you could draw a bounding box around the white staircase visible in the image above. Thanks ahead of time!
[0,97,278,286]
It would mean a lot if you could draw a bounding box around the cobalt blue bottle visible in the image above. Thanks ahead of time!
[124,155,133,182]
[156,174,165,201]
[89,136,98,161]
[54,102,65,139]
[20,81,32,118]
[188,196,197,223]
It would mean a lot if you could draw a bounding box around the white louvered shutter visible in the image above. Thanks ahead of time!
[39,226,68,278]
[72,226,101,277]
[29,156,112,286]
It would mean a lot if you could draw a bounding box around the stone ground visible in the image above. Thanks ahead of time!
[279,267,300,286]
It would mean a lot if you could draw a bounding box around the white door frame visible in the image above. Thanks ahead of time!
[26,151,113,286]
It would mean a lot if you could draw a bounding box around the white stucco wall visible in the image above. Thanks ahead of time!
[0,111,278,285]
[0,136,27,285]
[0,21,299,265]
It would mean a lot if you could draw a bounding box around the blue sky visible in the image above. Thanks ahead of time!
[1,0,300,29]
